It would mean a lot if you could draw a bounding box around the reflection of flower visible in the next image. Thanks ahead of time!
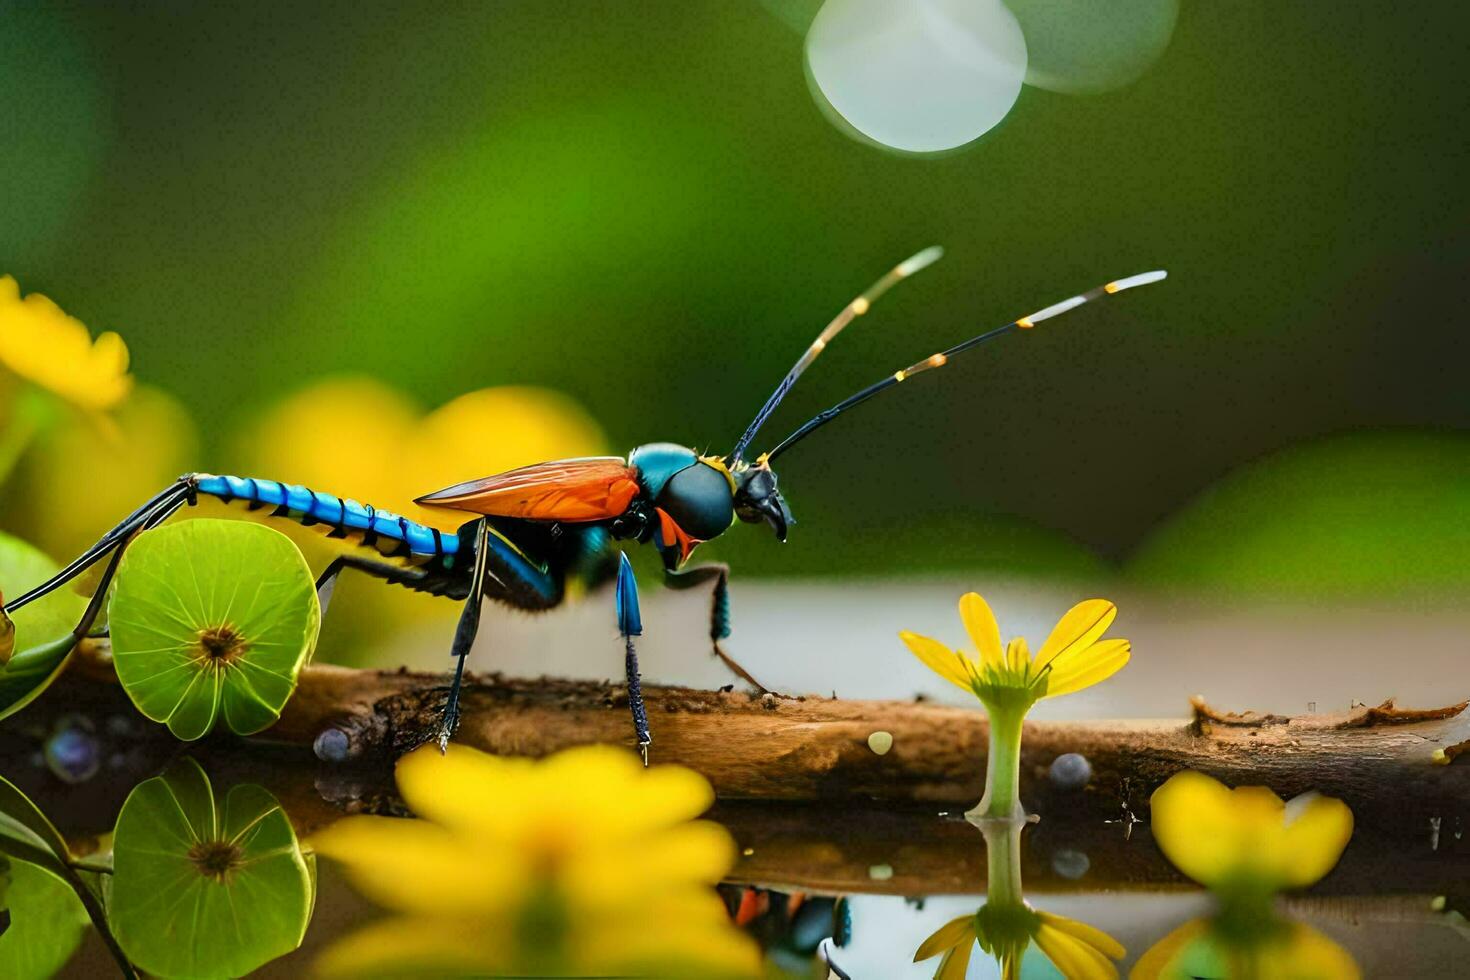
[0,275,131,411]
[1131,916,1361,980]
[915,819,1124,980]
[900,593,1129,819]
[1133,771,1360,979]
[310,743,760,978]
[1150,771,1353,894]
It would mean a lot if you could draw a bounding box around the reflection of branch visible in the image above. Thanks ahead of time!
[22,664,1470,834]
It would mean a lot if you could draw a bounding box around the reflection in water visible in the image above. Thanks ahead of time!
[110,758,316,978]
[0,759,313,979]
[915,817,1125,979]
[718,884,851,976]
[311,742,761,978]
[1132,771,1361,979]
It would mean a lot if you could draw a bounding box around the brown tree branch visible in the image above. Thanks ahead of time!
[253,665,1470,832]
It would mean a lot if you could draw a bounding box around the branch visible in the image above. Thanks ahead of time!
[255,665,1470,831]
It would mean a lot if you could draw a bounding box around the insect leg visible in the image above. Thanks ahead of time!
[663,563,780,694]
[615,552,651,765]
[437,520,491,752]
[313,557,347,619]
[4,476,196,615]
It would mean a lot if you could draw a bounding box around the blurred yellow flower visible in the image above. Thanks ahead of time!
[233,377,606,531]
[1134,771,1360,979]
[899,593,1129,819]
[17,384,198,559]
[0,275,131,411]
[309,743,760,978]
[1130,916,1360,980]
[229,377,607,662]
[901,593,1130,711]
[1149,771,1353,894]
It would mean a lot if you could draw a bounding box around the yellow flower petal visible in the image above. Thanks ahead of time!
[1042,638,1131,699]
[935,934,975,980]
[900,631,974,691]
[1279,792,1354,888]
[394,743,538,837]
[307,816,524,914]
[1034,920,1121,980]
[915,914,975,961]
[1036,909,1125,960]
[1128,917,1209,980]
[1034,599,1117,672]
[1149,771,1248,887]
[1273,921,1362,979]
[1006,635,1030,675]
[313,914,513,978]
[567,820,736,907]
[958,593,1005,667]
[0,275,132,410]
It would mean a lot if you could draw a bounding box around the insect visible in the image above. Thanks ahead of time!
[4,250,1164,761]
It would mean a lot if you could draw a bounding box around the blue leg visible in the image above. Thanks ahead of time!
[616,553,651,765]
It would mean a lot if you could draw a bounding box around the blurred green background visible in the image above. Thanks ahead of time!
[2,2,1467,598]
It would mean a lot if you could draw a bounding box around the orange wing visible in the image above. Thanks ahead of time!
[414,456,641,522]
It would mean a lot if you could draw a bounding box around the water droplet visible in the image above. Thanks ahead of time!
[1051,848,1091,880]
[1049,751,1092,789]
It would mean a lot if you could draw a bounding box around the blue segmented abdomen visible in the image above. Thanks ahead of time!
[193,474,459,567]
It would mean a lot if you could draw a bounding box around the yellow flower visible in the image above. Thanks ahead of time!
[17,384,198,558]
[309,743,760,978]
[1149,771,1353,893]
[228,377,608,661]
[900,592,1129,710]
[916,906,1125,980]
[0,275,131,411]
[1131,916,1361,980]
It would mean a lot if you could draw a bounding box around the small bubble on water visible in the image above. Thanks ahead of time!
[1049,752,1092,790]
[1051,848,1090,880]
[45,727,100,784]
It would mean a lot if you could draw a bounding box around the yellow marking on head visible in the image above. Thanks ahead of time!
[1017,316,1034,329]
[851,297,871,315]
[894,369,907,382]
[1104,282,1121,295]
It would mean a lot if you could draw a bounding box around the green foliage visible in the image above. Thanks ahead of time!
[1128,432,1470,600]
[0,531,86,723]
[0,774,134,978]
[110,758,316,978]
[0,859,89,980]
[109,519,320,739]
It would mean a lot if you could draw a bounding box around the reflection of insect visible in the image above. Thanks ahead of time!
[719,885,852,976]
[4,251,1164,759]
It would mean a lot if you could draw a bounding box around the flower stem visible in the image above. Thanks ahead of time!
[969,704,1028,822]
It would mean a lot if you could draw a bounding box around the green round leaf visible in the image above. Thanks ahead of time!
[0,530,87,722]
[110,758,315,978]
[0,859,89,980]
[109,519,320,739]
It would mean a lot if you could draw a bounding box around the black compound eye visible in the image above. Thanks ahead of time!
[657,463,734,540]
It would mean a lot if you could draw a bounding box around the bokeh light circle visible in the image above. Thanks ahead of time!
[805,0,1027,154]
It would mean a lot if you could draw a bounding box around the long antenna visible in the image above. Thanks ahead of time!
[729,246,944,464]
[764,270,1167,463]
